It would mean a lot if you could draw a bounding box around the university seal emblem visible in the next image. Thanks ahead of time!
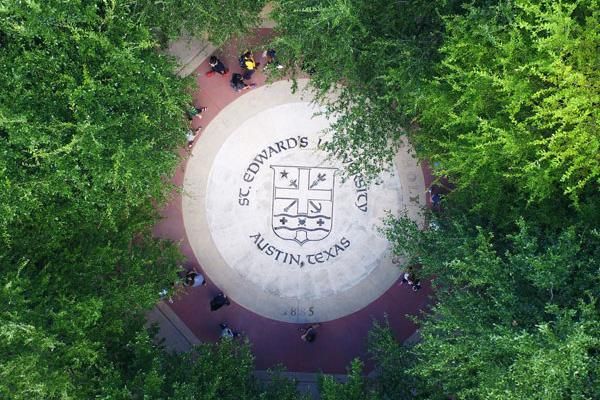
[270,165,337,245]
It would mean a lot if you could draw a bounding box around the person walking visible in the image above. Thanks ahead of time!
[210,292,231,311]
[300,323,321,343]
[219,323,239,339]
[412,279,422,291]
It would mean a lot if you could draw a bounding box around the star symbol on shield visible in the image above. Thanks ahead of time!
[280,170,289,179]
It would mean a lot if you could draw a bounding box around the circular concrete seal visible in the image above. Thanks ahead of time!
[183,80,425,323]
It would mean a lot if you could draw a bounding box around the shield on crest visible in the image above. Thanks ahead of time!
[271,165,337,245]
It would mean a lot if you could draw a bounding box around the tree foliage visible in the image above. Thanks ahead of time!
[268,0,600,398]
[2,0,599,398]
[0,0,282,399]
[319,359,378,400]
[366,321,420,400]
[270,0,599,209]
[418,0,599,214]
[381,216,600,399]
[128,0,267,45]
[269,0,457,180]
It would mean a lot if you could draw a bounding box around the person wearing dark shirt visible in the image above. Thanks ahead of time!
[210,292,230,311]
[208,55,228,76]
[230,73,255,92]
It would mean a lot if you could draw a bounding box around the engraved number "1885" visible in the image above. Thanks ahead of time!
[287,306,314,317]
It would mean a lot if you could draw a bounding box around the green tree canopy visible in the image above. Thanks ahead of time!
[319,359,378,400]
[418,0,599,219]
[269,0,458,179]
[129,0,267,45]
[381,216,600,399]
[0,1,285,398]
[270,0,599,214]
[268,1,600,398]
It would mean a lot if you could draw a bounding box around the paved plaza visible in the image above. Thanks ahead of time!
[153,29,432,373]
[185,79,425,322]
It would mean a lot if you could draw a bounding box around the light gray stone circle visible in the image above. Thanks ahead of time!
[182,79,425,323]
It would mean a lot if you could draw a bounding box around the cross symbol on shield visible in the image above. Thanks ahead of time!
[270,165,337,245]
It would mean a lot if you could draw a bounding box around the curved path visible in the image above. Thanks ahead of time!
[153,29,433,373]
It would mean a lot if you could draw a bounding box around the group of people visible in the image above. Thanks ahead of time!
[206,48,281,92]
[169,263,424,341]
[184,49,282,149]
[164,269,325,343]
[183,270,232,313]
[206,53,254,92]
[168,265,426,342]
[185,270,239,339]
[178,269,238,339]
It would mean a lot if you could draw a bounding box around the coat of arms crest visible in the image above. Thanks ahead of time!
[270,165,337,245]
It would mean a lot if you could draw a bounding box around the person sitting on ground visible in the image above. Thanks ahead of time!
[186,127,202,148]
[230,73,255,92]
[400,264,423,291]
[159,275,185,303]
[263,48,283,70]
[400,264,417,286]
[186,106,208,121]
[300,323,321,343]
[159,287,174,303]
[428,185,444,208]
[400,271,415,286]
[412,279,422,292]
[184,270,206,287]
[186,105,207,120]
[207,55,228,76]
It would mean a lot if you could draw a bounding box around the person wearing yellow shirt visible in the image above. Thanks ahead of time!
[241,50,260,80]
